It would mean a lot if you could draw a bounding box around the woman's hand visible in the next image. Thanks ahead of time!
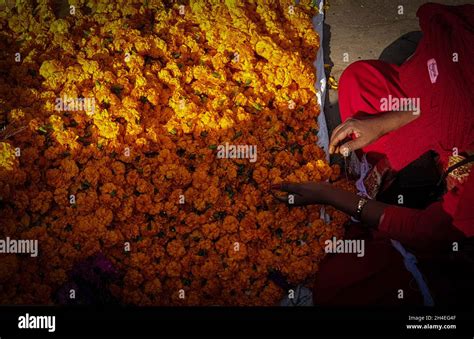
[329,111,420,155]
[271,182,332,206]
[272,181,388,228]
[329,116,385,156]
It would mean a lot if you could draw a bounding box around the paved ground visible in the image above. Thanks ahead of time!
[322,0,469,161]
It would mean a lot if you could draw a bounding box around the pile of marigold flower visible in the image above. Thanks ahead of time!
[0,0,350,305]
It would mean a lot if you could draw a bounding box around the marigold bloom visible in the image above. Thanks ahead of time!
[0,0,352,306]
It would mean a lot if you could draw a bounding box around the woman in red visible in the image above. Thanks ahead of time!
[272,3,474,306]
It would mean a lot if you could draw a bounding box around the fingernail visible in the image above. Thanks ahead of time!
[341,147,349,157]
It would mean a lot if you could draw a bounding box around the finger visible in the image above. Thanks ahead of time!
[330,118,355,142]
[271,191,300,205]
[330,121,354,153]
[272,181,301,194]
[339,138,365,155]
[329,124,355,154]
[329,122,348,154]
[335,135,355,155]
[274,194,289,203]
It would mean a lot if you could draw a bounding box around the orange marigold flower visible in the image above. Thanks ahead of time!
[166,239,186,258]
[166,261,182,278]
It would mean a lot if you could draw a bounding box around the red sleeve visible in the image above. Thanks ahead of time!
[378,202,465,252]
[379,170,474,251]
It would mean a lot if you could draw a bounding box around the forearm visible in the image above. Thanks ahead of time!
[322,186,389,228]
[321,186,463,250]
[376,110,419,135]
[378,203,464,250]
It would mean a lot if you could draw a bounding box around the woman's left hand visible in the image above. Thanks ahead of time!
[271,182,331,206]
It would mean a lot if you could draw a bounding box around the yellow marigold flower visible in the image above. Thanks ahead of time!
[8,108,25,121]
[0,142,16,171]
[93,109,119,140]
[39,60,65,89]
[49,19,69,35]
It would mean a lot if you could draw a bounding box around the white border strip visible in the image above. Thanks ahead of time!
[312,0,329,161]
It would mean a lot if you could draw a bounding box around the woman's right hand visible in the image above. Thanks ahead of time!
[329,116,386,156]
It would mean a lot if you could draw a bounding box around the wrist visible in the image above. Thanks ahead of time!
[316,182,333,205]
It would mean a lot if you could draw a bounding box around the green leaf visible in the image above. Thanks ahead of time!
[244,79,252,86]
[213,211,226,220]
[111,84,123,96]
[110,190,117,197]
[237,164,245,177]
[38,126,48,134]
[176,148,186,157]
[81,181,91,190]
[237,211,245,221]
[231,130,242,141]
[212,71,220,78]
[253,103,262,111]
[172,52,181,59]
[199,94,208,103]
[200,131,208,138]
[182,278,192,286]
[169,128,177,135]
[225,186,234,199]
[208,144,217,150]
[275,228,283,239]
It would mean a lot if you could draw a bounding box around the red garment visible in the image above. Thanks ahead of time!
[313,224,474,306]
[337,3,474,248]
[339,3,474,171]
[313,225,423,306]
[313,3,474,307]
